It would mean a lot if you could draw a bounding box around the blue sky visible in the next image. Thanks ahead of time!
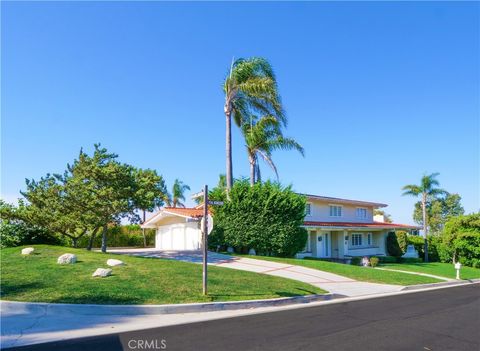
[2,1,479,224]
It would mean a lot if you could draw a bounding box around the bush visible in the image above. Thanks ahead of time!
[77,225,155,248]
[386,232,402,257]
[401,257,423,263]
[369,256,379,267]
[436,213,480,267]
[378,256,400,263]
[350,257,362,266]
[211,180,307,257]
[454,232,480,267]
[395,231,408,254]
[0,220,64,248]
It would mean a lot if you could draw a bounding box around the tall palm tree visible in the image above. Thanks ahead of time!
[223,57,285,195]
[164,179,190,208]
[402,173,445,262]
[242,116,304,186]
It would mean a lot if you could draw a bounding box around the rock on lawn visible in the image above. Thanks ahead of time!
[57,253,77,264]
[92,268,112,277]
[21,247,35,255]
[107,259,124,267]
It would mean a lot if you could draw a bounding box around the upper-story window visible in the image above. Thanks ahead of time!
[305,203,311,216]
[356,208,367,219]
[329,205,342,217]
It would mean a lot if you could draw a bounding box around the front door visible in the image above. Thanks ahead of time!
[316,232,330,258]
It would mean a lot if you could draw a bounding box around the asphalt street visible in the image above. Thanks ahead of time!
[6,284,479,351]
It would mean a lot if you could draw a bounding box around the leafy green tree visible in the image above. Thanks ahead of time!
[210,180,307,257]
[67,145,140,252]
[241,116,304,185]
[223,57,285,194]
[20,174,92,248]
[133,169,167,247]
[437,213,480,266]
[402,173,446,262]
[413,193,464,234]
[164,179,190,208]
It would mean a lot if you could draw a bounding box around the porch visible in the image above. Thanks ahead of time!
[297,229,387,259]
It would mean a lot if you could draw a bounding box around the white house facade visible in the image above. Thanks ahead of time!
[298,194,418,259]
[141,207,204,250]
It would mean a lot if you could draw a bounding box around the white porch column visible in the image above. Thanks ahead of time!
[343,230,349,256]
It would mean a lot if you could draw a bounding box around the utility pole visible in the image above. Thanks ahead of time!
[202,184,208,295]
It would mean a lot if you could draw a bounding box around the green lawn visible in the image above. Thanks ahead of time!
[236,255,442,285]
[380,262,480,280]
[0,245,324,304]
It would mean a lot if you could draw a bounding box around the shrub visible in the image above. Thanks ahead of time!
[407,235,425,257]
[395,231,408,254]
[211,180,307,257]
[378,256,400,263]
[454,232,480,267]
[401,257,423,263]
[0,220,64,248]
[369,256,379,267]
[77,225,155,248]
[436,213,480,267]
[386,232,402,257]
[350,257,362,266]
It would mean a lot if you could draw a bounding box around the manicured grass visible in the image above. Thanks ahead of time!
[236,255,442,285]
[380,262,480,280]
[0,245,324,304]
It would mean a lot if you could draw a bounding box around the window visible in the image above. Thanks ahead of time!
[329,205,342,217]
[356,208,367,219]
[305,203,311,216]
[351,233,362,246]
[367,233,372,246]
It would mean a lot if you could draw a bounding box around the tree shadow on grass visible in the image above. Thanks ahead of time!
[0,281,46,297]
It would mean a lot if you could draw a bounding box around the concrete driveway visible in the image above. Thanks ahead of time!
[108,249,403,297]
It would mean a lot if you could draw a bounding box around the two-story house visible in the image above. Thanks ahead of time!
[298,194,418,259]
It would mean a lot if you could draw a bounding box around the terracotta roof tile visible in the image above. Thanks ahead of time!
[303,221,419,229]
[163,207,210,218]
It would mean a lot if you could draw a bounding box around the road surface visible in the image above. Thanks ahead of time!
[6,284,479,351]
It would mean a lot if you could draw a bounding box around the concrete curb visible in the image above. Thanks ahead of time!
[1,293,342,316]
[401,278,480,291]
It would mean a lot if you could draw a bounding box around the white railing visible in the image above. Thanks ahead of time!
[346,246,384,257]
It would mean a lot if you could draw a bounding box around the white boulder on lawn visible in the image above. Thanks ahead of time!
[21,247,35,255]
[106,259,124,267]
[92,268,112,277]
[57,253,77,264]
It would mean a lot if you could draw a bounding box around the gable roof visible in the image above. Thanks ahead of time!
[299,193,388,208]
[141,207,210,228]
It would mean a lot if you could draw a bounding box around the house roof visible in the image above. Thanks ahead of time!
[303,221,419,230]
[141,207,210,228]
[299,193,388,208]
[162,207,207,218]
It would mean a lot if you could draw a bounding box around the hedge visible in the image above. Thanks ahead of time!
[209,180,307,257]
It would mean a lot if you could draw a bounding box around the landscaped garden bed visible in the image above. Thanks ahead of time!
[0,245,324,305]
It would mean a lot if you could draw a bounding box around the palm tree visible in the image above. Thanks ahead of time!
[223,57,285,195]
[164,179,190,208]
[402,173,445,262]
[242,116,304,186]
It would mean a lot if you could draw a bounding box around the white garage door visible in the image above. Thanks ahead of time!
[156,224,201,250]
